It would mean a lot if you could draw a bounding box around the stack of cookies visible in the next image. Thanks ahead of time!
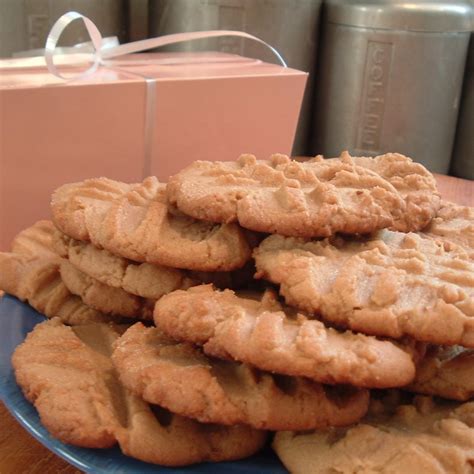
[1,151,473,471]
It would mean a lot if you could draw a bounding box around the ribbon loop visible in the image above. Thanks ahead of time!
[44,11,287,80]
[45,11,104,79]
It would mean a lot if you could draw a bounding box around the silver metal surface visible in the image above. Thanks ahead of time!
[148,0,323,156]
[451,34,474,180]
[326,0,472,32]
[128,0,149,41]
[312,0,472,173]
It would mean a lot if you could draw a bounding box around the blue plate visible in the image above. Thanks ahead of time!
[0,295,287,473]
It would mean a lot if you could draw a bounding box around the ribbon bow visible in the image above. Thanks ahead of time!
[44,11,287,79]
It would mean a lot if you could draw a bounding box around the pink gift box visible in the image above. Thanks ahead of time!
[0,51,307,250]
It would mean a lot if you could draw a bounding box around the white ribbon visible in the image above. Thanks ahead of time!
[45,11,105,79]
[44,11,287,79]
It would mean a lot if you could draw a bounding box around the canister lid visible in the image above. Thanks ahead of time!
[325,0,473,32]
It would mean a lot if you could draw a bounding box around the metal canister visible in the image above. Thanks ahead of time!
[311,0,472,173]
[148,0,323,156]
[451,33,474,180]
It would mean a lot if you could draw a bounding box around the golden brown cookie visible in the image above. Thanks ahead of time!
[408,346,474,401]
[273,395,474,474]
[50,177,130,242]
[0,222,112,325]
[59,260,154,320]
[344,152,440,232]
[116,398,266,466]
[9,220,58,257]
[154,285,416,389]
[422,201,474,258]
[52,228,257,298]
[254,230,474,348]
[12,320,121,447]
[52,228,196,299]
[12,319,267,465]
[167,152,437,238]
[112,323,370,430]
[51,177,252,271]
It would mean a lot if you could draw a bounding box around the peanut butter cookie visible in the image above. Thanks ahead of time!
[422,201,474,258]
[112,322,370,430]
[9,219,58,257]
[273,395,474,474]
[12,319,267,465]
[51,177,252,271]
[52,229,196,299]
[254,230,474,347]
[342,152,440,232]
[167,152,437,238]
[0,222,111,324]
[60,260,154,320]
[52,228,256,298]
[153,285,416,388]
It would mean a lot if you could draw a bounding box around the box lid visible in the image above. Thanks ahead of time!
[0,52,306,90]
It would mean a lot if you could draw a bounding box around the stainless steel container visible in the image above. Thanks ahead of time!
[0,0,127,58]
[312,1,472,173]
[128,0,149,41]
[149,0,323,156]
[451,33,474,180]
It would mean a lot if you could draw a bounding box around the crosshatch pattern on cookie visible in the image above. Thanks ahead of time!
[167,152,439,237]
[9,220,58,258]
[51,177,252,271]
[154,285,416,389]
[254,230,474,348]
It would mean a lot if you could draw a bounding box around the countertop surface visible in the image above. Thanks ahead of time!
[0,173,472,474]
